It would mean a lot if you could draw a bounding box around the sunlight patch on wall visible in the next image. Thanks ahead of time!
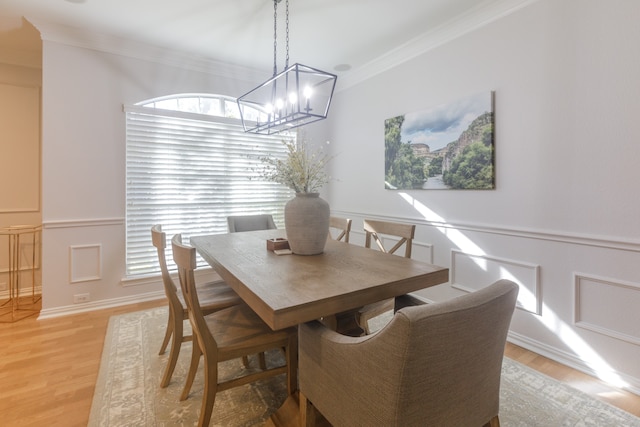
[398,193,486,257]
[397,192,629,389]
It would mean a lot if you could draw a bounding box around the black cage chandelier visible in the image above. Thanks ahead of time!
[237,0,337,135]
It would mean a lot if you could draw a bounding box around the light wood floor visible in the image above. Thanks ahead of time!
[1,299,639,427]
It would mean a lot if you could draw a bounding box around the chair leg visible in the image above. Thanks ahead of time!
[240,353,266,369]
[181,338,202,401]
[483,415,500,427]
[160,315,183,388]
[286,335,298,395]
[158,308,174,355]
[259,352,267,370]
[198,354,218,427]
[356,312,372,335]
[299,392,317,427]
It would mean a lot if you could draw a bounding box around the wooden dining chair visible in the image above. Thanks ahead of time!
[227,214,277,232]
[151,224,243,389]
[329,216,352,243]
[356,219,416,334]
[226,213,277,370]
[171,233,298,427]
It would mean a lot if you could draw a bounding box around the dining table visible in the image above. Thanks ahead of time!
[190,228,449,426]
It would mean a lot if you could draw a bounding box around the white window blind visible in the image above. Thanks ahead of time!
[124,99,293,278]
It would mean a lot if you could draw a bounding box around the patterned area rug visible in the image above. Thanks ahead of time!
[89,307,640,427]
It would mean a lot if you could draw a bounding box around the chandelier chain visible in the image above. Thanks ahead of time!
[285,0,290,69]
[273,0,278,75]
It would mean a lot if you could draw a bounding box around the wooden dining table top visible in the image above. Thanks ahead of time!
[191,229,449,330]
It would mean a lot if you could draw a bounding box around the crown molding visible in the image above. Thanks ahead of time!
[337,0,540,91]
[26,0,539,91]
[27,17,265,84]
[0,46,41,69]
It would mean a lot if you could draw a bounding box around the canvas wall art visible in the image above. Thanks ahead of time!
[384,91,495,190]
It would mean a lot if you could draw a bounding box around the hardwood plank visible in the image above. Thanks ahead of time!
[0,300,638,427]
[0,299,165,427]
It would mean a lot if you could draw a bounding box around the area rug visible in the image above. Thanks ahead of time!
[88,307,640,426]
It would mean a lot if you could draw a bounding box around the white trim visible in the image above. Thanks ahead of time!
[43,218,124,229]
[332,210,640,253]
[29,19,264,84]
[338,0,540,90]
[29,1,538,91]
[0,285,42,300]
[37,290,166,320]
[0,208,40,214]
[122,104,243,127]
[507,331,640,396]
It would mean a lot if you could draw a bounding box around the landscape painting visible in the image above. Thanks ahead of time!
[384,91,495,190]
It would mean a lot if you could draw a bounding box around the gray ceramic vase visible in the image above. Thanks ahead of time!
[284,193,330,255]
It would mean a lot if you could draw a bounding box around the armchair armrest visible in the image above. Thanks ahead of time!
[299,317,412,426]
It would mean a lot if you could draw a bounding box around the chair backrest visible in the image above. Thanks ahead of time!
[363,219,415,258]
[171,233,217,353]
[151,224,183,314]
[227,214,277,232]
[329,216,352,242]
[299,279,519,426]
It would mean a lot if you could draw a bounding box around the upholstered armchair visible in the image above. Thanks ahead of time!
[299,279,519,427]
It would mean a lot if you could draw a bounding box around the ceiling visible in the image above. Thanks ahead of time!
[1,0,526,78]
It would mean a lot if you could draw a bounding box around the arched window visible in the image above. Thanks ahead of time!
[124,94,293,278]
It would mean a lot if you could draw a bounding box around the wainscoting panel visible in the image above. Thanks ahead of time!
[450,249,541,314]
[69,244,102,283]
[0,83,40,213]
[574,274,640,345]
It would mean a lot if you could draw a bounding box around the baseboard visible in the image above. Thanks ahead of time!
[38,290,165,320]
[507,331,640,396]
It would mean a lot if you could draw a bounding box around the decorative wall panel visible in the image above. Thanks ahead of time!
[575,274,640,345]
[450,249,540,314]
[0,83,40,213]
[69,244,102,283]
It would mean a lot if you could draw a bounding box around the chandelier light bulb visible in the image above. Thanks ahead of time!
[288,92,298,104]
[303,86,313,99]
[275,98,284,110]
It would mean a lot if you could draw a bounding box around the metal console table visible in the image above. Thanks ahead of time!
[0,225,42,322]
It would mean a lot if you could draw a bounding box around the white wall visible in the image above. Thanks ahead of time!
[325,0,640,393]
[39,39,260,315]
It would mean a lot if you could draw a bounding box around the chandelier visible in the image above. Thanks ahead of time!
[237,0,337,135]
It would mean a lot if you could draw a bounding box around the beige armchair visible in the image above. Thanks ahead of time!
[299,279,519,427]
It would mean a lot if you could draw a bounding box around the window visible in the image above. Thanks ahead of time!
[125,94,294,278]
